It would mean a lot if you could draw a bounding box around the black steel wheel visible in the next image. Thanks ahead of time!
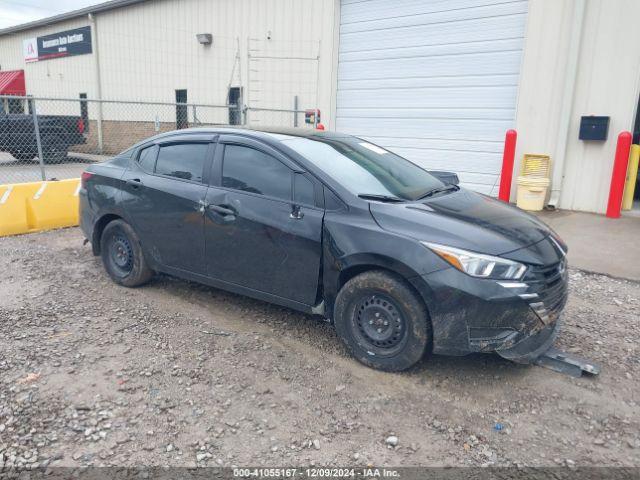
[352,294,408,357]
[100,219,153,287]
[334,270,431,372]
[108,232,134,276]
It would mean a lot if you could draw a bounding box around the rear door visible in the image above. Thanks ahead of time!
[121,134,215,274]
[204,135,324,305]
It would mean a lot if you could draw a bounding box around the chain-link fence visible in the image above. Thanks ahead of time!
[0,95,320,184]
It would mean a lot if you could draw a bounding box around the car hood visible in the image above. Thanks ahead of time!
[369,188,551,256]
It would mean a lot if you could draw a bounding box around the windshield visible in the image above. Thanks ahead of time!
[280,136,445,201]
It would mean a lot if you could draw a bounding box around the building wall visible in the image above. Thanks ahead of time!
[3,0,640,214]
[0,16,98,99]
[0,0,338,125]
[515,0,640,214]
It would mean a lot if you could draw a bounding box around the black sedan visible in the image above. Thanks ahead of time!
[79,128,568,371]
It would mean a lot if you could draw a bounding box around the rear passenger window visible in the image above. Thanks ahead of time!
[137,145,157,172]
[294,173,315,206]
[222,144,292,201]
[155,143,208,182]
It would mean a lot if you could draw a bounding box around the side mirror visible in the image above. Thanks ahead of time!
[429,170,459,185]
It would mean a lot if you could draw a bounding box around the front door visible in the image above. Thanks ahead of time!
[121,137,215,274]
[204,137,324,305]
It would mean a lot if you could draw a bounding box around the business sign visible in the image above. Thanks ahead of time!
[23,26,92,63]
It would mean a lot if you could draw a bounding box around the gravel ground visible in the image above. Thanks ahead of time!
[0,227,639,469]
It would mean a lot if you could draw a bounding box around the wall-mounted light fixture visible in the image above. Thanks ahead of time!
[196,33,213,45]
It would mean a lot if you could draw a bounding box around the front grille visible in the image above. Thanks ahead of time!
[523,259,568,324]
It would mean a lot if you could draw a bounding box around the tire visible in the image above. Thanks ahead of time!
[334,270,431,372]
[10,151,34,161]
[100,219,153,287]
[43,146,68,164]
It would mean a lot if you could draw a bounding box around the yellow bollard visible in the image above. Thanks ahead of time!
[622,144,640,210]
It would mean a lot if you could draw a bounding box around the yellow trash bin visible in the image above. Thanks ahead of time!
[516,176,550,211]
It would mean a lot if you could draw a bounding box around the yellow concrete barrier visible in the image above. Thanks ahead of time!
[0,178,80,237]
[622,144,640,210]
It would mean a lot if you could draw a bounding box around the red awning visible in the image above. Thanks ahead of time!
[0,70,26,96]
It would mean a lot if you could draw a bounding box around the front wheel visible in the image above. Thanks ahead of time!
[100,219,153,287]
[334,270,431,372]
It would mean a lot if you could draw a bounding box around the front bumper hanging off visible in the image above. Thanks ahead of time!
[534,347,601,378]
[498,320,600,378]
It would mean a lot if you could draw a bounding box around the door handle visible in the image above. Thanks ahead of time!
[125,178,142,189]
[208,204,237,223]
[209,204,235,216]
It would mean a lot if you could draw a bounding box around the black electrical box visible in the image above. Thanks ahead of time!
[579,116,609,141]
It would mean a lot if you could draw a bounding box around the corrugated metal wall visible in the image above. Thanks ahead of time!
[0,16,98,99]
[0,0,336,115]
[515,0,640,214]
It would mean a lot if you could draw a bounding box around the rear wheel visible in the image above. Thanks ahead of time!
[10,151,34,161]
[334,270,431,372]
[100,219,153,287]
[43,146,68,164]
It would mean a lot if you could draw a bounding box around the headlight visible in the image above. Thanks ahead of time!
[421,242,527,280]
[548,230,568,255]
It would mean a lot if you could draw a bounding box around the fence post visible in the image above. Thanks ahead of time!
[29,97,46,181]
[96,100,104,153]
[498,129,517,202]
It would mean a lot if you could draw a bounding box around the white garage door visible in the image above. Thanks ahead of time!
[336,0,528,195]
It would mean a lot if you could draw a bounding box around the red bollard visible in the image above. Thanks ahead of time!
[498,129,517,202]
[606,131,632,218]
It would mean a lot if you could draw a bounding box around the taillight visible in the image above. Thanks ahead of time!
[78,118,85,134]
[81,171,93,189]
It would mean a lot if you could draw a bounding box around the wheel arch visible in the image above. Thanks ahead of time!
[91,213,123,255]
[327,254,435,321]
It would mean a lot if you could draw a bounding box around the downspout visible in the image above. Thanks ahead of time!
[88,12,103,153]
[328,0,341,130]
[548,0,586,207]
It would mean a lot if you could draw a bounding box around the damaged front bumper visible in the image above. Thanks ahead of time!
[414,259,569,360]
[415,261,600,376]
[496,316,560,363]
[497,319,600,377]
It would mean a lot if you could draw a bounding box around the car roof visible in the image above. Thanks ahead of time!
[118,126,355,158]
[146,126,352,143]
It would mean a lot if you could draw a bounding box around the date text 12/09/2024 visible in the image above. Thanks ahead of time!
[233,468,400,478]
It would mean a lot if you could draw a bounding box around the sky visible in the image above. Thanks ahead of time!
[0,0,103,29]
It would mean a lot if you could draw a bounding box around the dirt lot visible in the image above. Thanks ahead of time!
[1,227,639,469]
